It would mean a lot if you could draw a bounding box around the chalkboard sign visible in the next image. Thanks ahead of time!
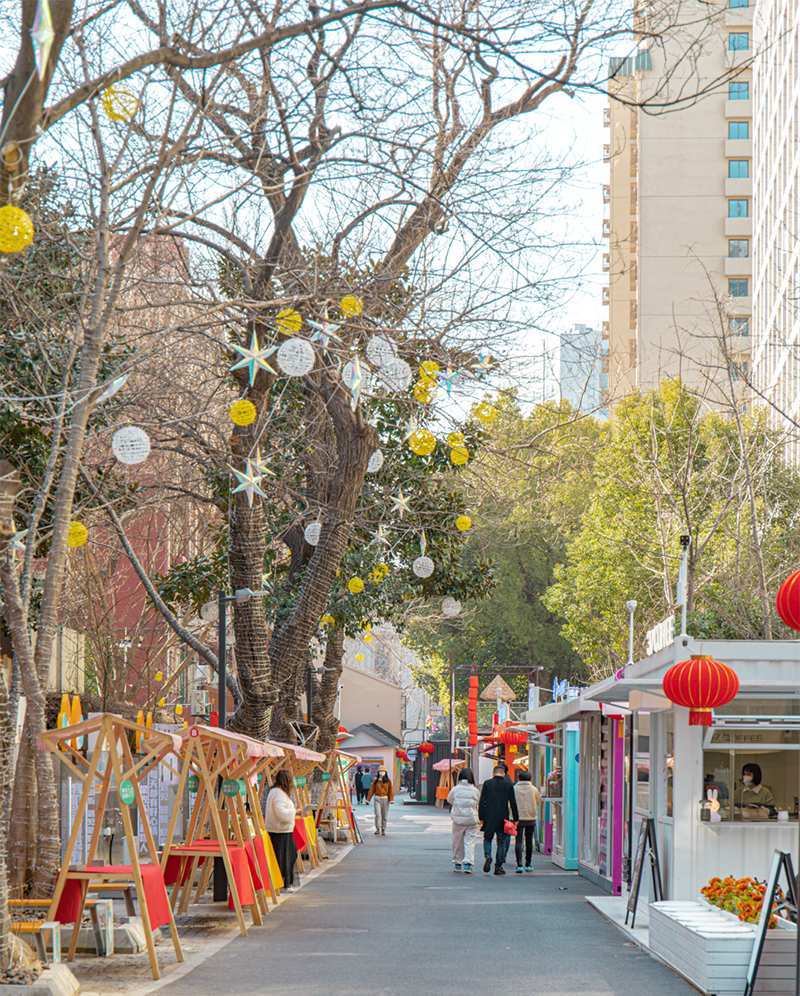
[744,849,798,996]
[626,818,663,928]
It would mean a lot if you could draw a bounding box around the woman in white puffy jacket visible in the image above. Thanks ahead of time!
[447,768,480,873]
[266,769,298,893]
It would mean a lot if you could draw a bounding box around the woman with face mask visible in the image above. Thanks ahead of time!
[735,762,776,816]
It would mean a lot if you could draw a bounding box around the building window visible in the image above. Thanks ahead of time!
[728,278,749,297]
[729,81,749,100]
[729,198,749,217]
[728,159,749,178]
[729,32,749,50]
[729,121,749,139]
[729,239,750,257]
[730,317,750,335]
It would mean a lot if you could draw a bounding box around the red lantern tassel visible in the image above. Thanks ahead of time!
[689,708,713,726]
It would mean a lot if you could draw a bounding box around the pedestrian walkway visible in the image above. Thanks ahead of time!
[155,804,695,996]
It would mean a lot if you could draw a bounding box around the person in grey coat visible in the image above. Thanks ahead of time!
[478,764,519,875]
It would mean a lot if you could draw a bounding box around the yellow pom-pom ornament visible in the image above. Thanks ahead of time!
[230,399,257,425]
[276,309,302,334]
[456,515,472,531]
[100,86,139,122]
[348,577,365,594]
[420,360,440,378]
[321,614,335,625]
[450,448,468,466]
[340,295,363,316]
[408,429,436,456]
[446,431,465,448]
[355,653,364,662]
[364,634,373,643]
[0,206,34,254]
[413,379,437,403]
[474,401,496,424]
[67,522,88,548]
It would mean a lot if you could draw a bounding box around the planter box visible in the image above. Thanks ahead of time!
[649,901,797,996]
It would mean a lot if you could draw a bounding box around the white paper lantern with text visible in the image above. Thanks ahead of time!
[412,556,434,578]
[112,426,151,465]
[442,597,462,617]
[381,356,412,392]
[200,601,219,622]
[366,335,396,368]
[367,450,384,473]
[277,338,315,376]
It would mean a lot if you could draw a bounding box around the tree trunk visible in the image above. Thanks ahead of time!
[313,628,345,755]
[6,731,33,896]
[0,668,12,972]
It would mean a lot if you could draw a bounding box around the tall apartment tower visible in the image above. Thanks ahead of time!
[604,0,753,405]
[752,0,800,434]
[557,324,610,417]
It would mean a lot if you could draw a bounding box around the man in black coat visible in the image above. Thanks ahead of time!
[478,765,519,875]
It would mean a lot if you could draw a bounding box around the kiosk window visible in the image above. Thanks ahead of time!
[634,712,650,812]
[664,711,674,818]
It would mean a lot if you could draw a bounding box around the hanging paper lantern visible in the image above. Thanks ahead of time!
[155,671,164,682]
[67,522,88,548]
[112,426,151,465]
[367,450,384,473]
[446,431,465,448]
[776,570,800,629]
[348,577,365,594]
[469,676,479,689]
[176,704,184,716]
[340,295,363,316]
[381,356,412,392]
[474,401,496,424]
[413,378,437,403]
[419,741,435,755]
[355,653,364,662]
[304,521,322,545]
[100,85,139,122]
[662,655,740,726]
[420,360,439,378]
[455,515,472,531]
[277,338,315,376]
[442,597,462,616]
[200,601,218,622]
[0,206,34,254]
[535,724,555,734]
[276,309,302,333]
[412,556,434,578]
[408,429,436,456]
[366,336,396,367]
[230,399,257,425]
[157,697,166,707]
[450,448,468,466]
[498,728,528,747]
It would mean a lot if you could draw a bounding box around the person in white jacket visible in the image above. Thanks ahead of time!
[265,769,298,893]
[447,768,480,873]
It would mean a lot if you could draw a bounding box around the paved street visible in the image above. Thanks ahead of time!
[157,803,695,996]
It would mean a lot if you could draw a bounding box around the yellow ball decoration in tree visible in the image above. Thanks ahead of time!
[408,428,436,456]
[158,697,166,707]
[100,85,139,122]
[340,294,363,316]
[155,671,164,682]
[364,634,373,643]
[420,360,439,378]
[321,614,335,625]
[230,399,257,425]
[474,401,496,424]
[348,577,365,594]
[176,704,184,716]
[67,522,88,548]
[276,309,302,334]
[450,447,468,466]
[446,431,465,448]
[413,378,437,403]
[0,205,34,254]
[355,653,365,662]
[456,515,472,531]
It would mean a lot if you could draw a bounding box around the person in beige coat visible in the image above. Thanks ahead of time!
[513,770,542,872]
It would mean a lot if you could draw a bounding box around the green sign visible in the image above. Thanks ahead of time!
[187,774,200,793]
[296,776,307,788]
[321,772,331,782]
[238,779,247,797]
[119,780,135,806]
[222,779,239,797]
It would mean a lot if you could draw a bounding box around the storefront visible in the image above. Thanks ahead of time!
[578,638,800,903]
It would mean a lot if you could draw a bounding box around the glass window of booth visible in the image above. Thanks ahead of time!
[663,711,674,818]
[634,712,650,812]
[702,698,800,821]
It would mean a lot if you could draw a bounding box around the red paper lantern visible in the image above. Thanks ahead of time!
[777,570,800,630]
[469,676,479,688]
[498,728,528,747]
[419,741,435,754]
[662,655,739,726]
[535,724,555,734]
[469,733,478,746]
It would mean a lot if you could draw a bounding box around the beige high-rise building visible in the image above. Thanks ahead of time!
[604,0,753,405]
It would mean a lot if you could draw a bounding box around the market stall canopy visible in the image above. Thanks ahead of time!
[269,740,326,763]
[480,674,516,702]
[143,724,285,759]
[432,757,465,772]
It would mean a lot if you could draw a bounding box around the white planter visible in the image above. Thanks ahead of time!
[649,901,796,996]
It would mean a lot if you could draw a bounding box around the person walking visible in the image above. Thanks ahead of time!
[447,768,480,873]
[354,765,365,805]
[478,764,519,875]
[367,765,394,835]
[360,766,374,804]
[265,769,299,893]
[513,769,542,873]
